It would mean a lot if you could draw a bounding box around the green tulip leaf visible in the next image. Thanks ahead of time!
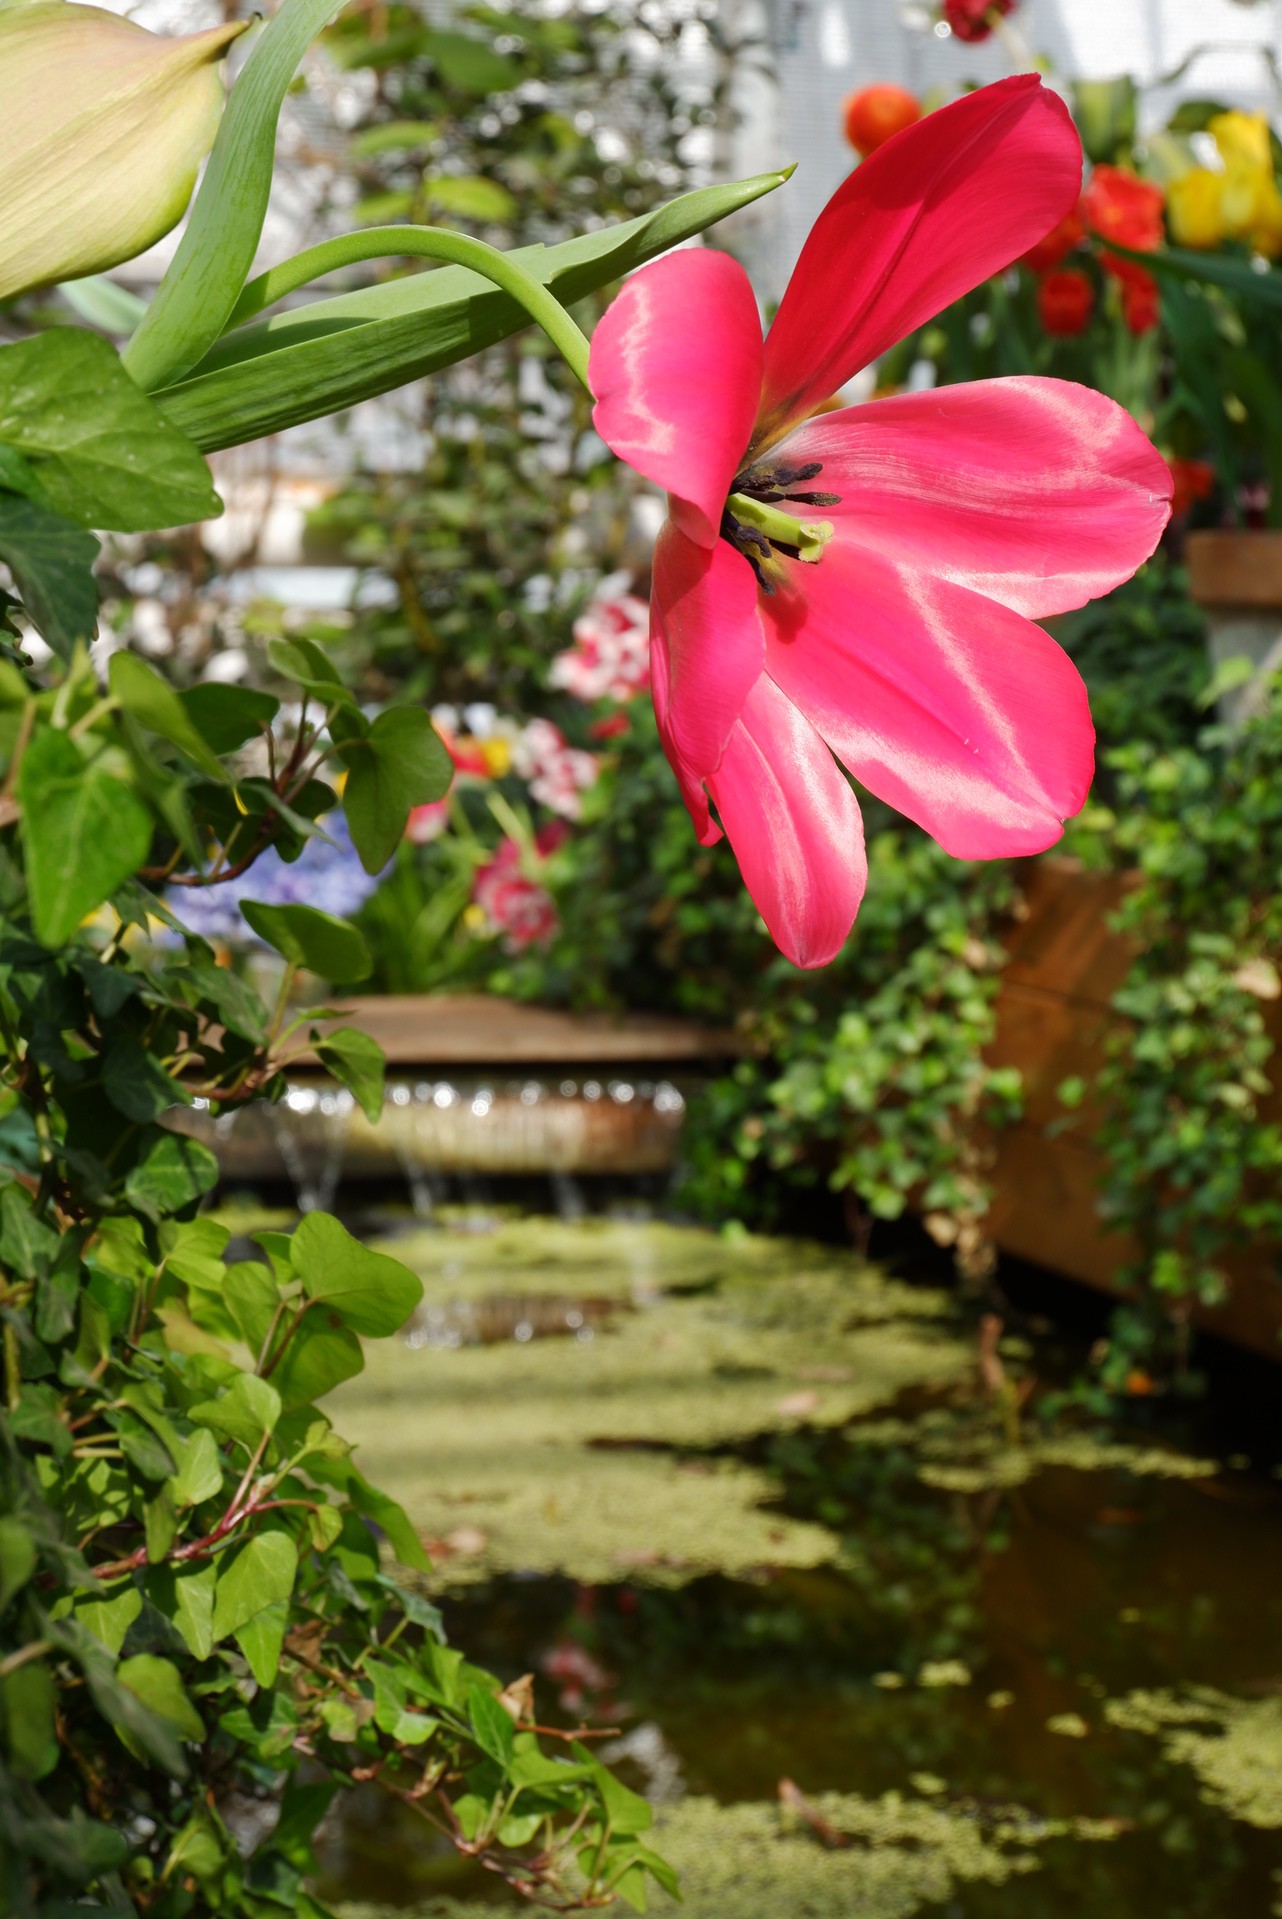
[125,0,347,391]
[155,171,792,451]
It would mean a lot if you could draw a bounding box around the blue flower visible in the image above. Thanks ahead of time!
[166,813,385,945]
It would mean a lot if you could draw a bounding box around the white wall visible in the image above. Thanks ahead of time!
[735,0,1282,300]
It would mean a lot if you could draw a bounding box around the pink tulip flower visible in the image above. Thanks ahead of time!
[589,76,1172,967]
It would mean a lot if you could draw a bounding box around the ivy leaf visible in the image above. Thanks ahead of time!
[572,1747,653,1836]
[124,1132,219,1221]
[189,1372,281,1450]
[0,330,220,530]
[240,900,371,982]
[265,635,352,700]
[270,1314,364,1411]
[159,1216,231,1290]
[75,1587,143,1657]
[313,1026,385,1124]
[1,1660,59,1780]
[467,1683,515,1767]
[0,1183,59,1278]
[102,1033,187,1124]
[18,726,152,945]
[0,1515,36,1613]
[235,1600,288,1686]
[109,651,229,783]
[342,706,452,873]
[169,1427,224,1509]
[0,494,99,656]
[211,1531,297,1644]
[117,1654,205,1742]
[181,681,279,755]
[291,1211,422,1336]
[148,1561,217,1662]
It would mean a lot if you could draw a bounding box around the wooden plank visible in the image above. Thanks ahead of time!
[309,993,743,1067]
[1186,529,1282,608]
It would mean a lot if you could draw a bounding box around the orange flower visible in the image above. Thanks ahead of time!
[843,84,921,158]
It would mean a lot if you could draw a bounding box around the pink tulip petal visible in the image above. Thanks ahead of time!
[755,77,1081,449]
[590,249,764,548]
[764,541,1094,858]
[777,378,1171,618]
[707,675,867,969]
[650,523,765,811]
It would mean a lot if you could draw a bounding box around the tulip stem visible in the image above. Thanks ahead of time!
[224,227,593,390]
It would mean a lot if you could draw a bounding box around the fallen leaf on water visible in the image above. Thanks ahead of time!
[498,1673,536,1724]
[778,1777,850,1849]
[775,1390,820,1418]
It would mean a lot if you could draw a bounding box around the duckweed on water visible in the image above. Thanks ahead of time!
[847,1410,1218,1492]
[1105,1688,1282,1828]
[329,1221,973,1586]
[335,1788,1120,1919]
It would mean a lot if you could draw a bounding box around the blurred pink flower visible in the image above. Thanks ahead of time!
[471,823,567,952]
[589,76,1172,967]
[405,799,450,843]
[551,584,651,702]
[515,718,598,820]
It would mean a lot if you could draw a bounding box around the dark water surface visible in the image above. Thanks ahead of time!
[277,1209,1282,1919]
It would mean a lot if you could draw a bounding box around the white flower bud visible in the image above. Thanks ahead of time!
[0,1,246,301]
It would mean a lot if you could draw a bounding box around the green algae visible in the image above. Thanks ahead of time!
[329,1219,974,1588]
[847,1408,1219,1493]
[1105,1688,1282,1828]
[335,1787,1120,1919]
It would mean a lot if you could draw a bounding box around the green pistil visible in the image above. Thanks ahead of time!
[726,490,834,563]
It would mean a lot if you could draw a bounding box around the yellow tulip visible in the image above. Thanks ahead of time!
[0,1,246,302]
[1166,168,1227,250]
[1209,109,1274,173]
[1221,159,1273,242]
[1249,174,1282,260]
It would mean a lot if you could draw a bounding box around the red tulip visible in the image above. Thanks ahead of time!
[943,0,1016,43]
[1037,267,1094,336]
[1082,165,1165,254]
[1021,205,1085,274]
[1166,458,1215,517]
[588,78,1171,968]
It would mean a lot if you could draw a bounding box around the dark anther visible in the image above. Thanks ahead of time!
[782,490,841,507]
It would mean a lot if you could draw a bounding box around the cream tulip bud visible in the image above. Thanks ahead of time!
[0,1,246,302]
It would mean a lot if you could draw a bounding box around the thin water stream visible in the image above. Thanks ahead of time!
[206,1198,1282,1919]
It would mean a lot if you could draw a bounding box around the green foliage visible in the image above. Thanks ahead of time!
[1060,679,1282,1387]
[0,50,766,1886]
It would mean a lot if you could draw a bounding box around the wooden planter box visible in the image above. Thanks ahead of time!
[1188,529,1282,726]
[984,858,1282,1359]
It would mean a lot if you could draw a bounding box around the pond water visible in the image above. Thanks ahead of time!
[226,1206,1282,1919]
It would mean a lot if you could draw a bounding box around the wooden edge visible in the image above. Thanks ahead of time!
[1186,530,1282,609]
[298,993,746,1067]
